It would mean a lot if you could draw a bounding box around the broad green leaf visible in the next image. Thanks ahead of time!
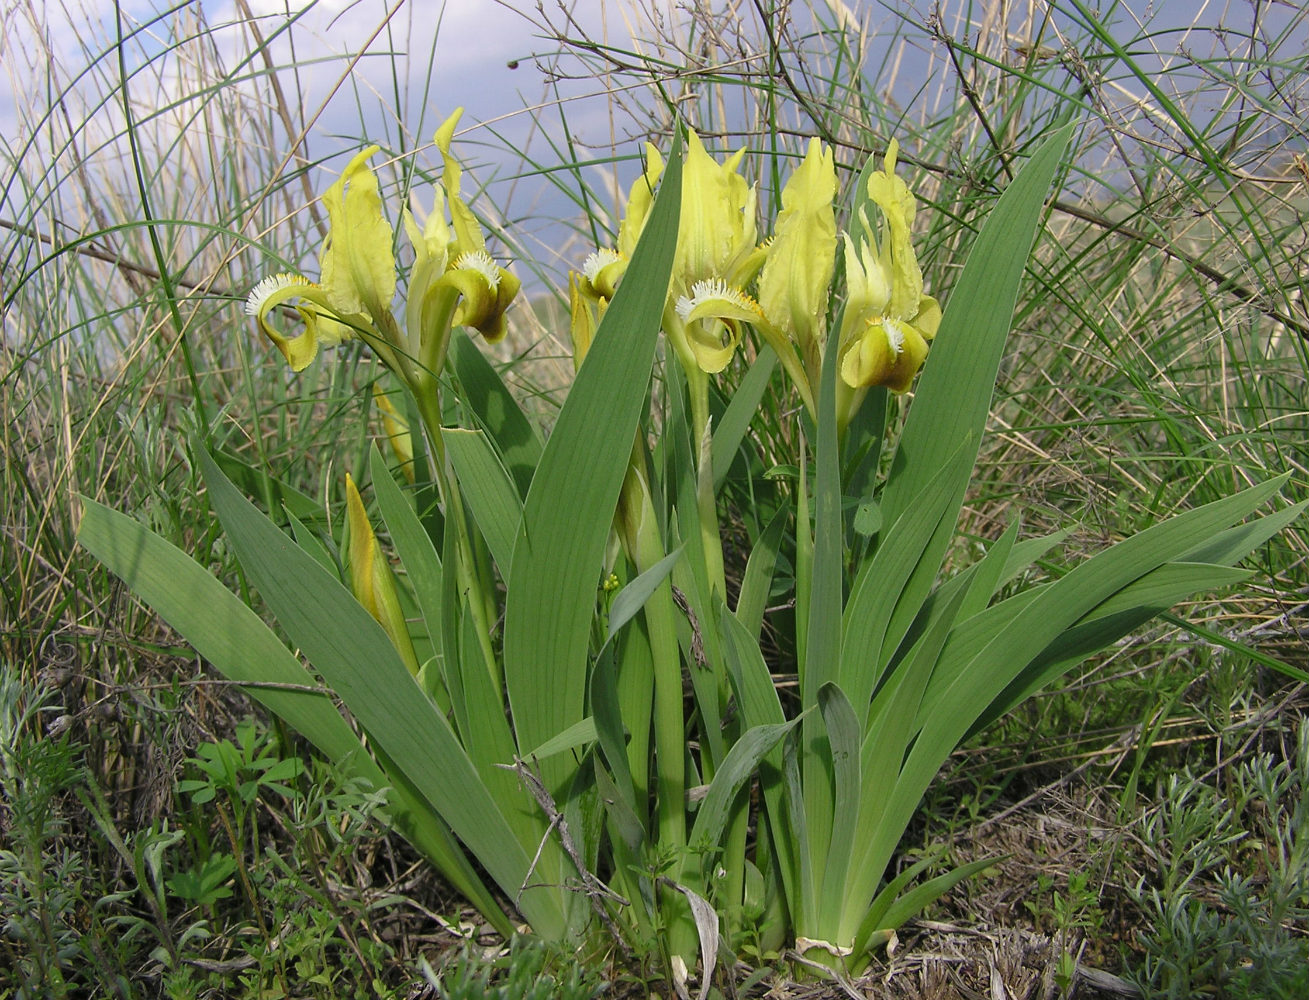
[851,853,936,951]
[526,717,600,761]
[502,134,683,782]
[457,605,539,846]
[590,642,641,821]
[687,717,802,855]
[841,386,887,524]
[883,476,1289,873]
[854,857,996,960]
[803,307,845,713]
[609,547,683,640]
[593,754,646,854]
[610,619,654,823]
[955,518,1021,622]
[285,508,336,576]
[781,726,814,933]
[712,345,777,490]
[733,505,788,641]
[874,857,996,934]
[76,497,509,933]
[665,374,727,767]
[448,330,542,499]
[794,435,812,680]
[816,683,861,936]
[1181,499,1307,567]
[880,125,1074,529]
[198,450,566,936]
[845,583,971,932]
[881,519,1025,687]
[78,498,364,773]
[444,427,522,573]
[719,608,796,904]
[441,504,471,740]
[839,441,972,718]
[970,562,1253,733]
[210,448,322,525]
[851,499,882,538]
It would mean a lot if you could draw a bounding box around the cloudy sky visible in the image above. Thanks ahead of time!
[2,0,657,287]
[3,0,1301,295]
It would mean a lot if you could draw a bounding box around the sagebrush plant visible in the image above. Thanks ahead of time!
[78,100,1304,993]
[0,669,93,998]
[1128,722,1309,1000]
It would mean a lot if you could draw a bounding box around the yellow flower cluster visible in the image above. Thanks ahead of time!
[570,130,940,427]
[246,109,519,381]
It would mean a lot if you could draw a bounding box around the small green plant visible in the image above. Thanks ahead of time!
[162,723,399,998]
[168,720,301,911]
[1025,870,1105,991]
[1128,723,1309,998]
[0,668,155,998]
[0,670,88,998]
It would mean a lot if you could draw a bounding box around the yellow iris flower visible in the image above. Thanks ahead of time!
[247,109,519,379]
[835,139,941,394]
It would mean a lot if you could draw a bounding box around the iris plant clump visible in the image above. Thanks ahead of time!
[82,116,1301,997]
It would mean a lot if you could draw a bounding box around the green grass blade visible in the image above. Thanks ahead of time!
[608,548,683,640]
[686,717,802,855]
[816,683,861,938]
[1159,611,1309,687]
[800,322,843,902]
[712,346,777,490]
[590,642,641,822]
[855,858,996,958]
[733,505,789,642]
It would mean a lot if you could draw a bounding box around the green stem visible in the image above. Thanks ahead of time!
[413,378,501,697]
[631,501,686,859]
[720,785,750,948]
[687,371,727,602]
